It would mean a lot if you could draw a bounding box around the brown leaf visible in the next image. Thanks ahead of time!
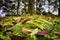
[8,33,25,40]
[36,30,52,36]
[22,27,30,34]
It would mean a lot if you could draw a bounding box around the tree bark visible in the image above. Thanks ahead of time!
[28,0,36,14]
[17,0,20,15]
[58,0,60,16]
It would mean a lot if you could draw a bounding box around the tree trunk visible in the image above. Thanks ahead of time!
[28,0,36,14]
[17,0,20,15]
[58,0,60,16]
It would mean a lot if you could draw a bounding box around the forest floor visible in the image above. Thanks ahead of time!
[0,14,60,40]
